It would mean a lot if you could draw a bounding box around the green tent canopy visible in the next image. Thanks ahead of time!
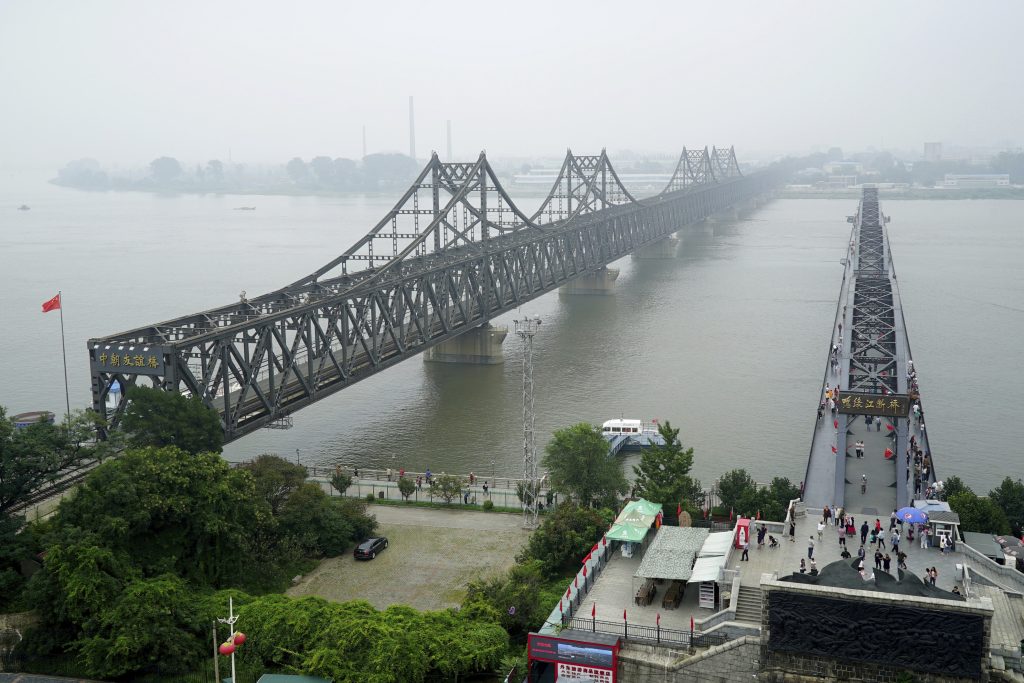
[606,521,649,543]
[605,499,663,543]
[615,499,663,528]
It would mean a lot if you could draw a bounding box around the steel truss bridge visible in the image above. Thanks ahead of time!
[89,146,783,443]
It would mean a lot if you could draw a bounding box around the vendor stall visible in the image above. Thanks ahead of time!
[606,499,663,557]
[691,531,733,609]
[632,526,709,609]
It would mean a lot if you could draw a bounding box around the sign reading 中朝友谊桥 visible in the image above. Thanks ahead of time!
[91,346,167,376]
[836,391,909,417]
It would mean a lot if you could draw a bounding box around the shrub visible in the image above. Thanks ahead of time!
[482,500,495,511]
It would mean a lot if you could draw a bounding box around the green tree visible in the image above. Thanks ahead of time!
[397,475,415,500]
[73,574,202,679]
[517,503,613,577]
[543,423,627,508]
[948,491,1011,535]
[1,407,108,518]
[988,477,1024,534]
[149,156,182,183]
[632,421,700,512]
[277,483,363,556]
[331,469,353,496]
[240,453,308,514]
[463,560,564,641]
[121,385,223,453]
[429,473,463,504]
[716,469,756,513]
[56,446,266,587]
[310,155,335,186]
[941,476,972,501]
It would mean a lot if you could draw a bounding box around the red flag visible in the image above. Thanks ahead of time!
[729,507,734,521]
[831,445,838,454]
[676,503,682,518]
[623,609,627,621]
[559,599,563,612]
[574,576,578,588]
[690,616,695,632]
[834,419,839,429]
[591,543,600,553]
[583,552,592,564]
[566,587,571,598]
[583,564,588,577]
[884,447,893,459]
[591,603,596,618]
[602,536,607,547]
[41,293,61,313]
[887,424,895,431]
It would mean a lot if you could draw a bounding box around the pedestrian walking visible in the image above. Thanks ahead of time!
[860,521,869,545]
[857,545,866,561]
[808,536,815,560]
[883,554,891,572]
[741,539,750,561]
[920,527,929,549]
[799,559,806,573]
[789,520,796,542]
[838,525,847,547]
[817,520,825,540]
[890,510,898,530]
[830,505,837,525]
[874,550,882,570]
[386,467,393,482]
[482,481,489,496]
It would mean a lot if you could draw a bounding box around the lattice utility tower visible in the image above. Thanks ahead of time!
[515,315,542,529]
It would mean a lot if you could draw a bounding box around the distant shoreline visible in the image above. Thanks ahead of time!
[48,179,1024,201]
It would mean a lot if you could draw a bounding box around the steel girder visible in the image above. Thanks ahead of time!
[89,147,781,443]
[848,188,899,394]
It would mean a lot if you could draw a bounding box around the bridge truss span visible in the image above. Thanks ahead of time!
[89,145,776,442]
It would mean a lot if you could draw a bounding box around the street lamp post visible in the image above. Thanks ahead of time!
[217,597,240,683]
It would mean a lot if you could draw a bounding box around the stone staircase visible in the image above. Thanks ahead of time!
[734,585,763,624]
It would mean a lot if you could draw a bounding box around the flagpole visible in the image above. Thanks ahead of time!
[58,290,71,424]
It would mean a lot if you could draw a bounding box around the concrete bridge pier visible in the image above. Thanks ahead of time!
[559,267,620,296]
[632,235,680,259]
[423,323,507,364]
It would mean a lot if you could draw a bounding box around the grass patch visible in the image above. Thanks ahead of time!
[367,497,534,515]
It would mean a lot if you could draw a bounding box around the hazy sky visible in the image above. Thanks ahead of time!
[1,1,1021,168]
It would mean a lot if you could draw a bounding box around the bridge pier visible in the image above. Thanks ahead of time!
[559,267,619,296]
[632,236,680,259]
[423,323,508,364]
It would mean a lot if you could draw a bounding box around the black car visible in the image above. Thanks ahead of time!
[354,537,388,560]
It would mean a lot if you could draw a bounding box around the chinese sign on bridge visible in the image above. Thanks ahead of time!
[90,346,167,376]
[837,391,909,417]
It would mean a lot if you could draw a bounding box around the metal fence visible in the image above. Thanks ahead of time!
[564,617,728,649]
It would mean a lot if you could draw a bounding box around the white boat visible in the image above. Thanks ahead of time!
[601,418,644,435]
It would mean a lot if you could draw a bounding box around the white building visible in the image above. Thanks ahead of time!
[942,174,1010,188]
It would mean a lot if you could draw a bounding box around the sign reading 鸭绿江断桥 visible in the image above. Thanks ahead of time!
[836,391,909,417]
[91,345,167,376]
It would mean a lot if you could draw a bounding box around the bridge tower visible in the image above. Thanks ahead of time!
[515,315,542,529]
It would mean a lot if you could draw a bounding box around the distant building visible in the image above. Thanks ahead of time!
[825,175,858,189]
[923,142,943,162]
[942,173,1010,188]
[823,160,863,175]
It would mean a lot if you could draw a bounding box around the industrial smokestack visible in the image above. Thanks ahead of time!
[408,96,416,161]
[446,120,452,161]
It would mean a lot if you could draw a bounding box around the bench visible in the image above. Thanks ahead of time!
[635,579,656,606]
[662,580,685,609]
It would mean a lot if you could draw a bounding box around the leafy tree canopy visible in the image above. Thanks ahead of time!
[716,468,757,513]
[239,594,508,683]
[517,503,613,577]
[988,477,1024,535]
[121,385,223,453]
[397,475,415,500]
[463,559,565,642]
[543,423,627,508]
[56,446,266,587]
[429,473,464,504]
[240,453,308,515]
[632,421,700,512]
[948,491,1011,536]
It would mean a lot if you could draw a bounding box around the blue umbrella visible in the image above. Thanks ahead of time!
[897,507,928,524]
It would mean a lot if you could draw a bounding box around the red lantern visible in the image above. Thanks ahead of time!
[219,642,235,656]
[233,632,247,646]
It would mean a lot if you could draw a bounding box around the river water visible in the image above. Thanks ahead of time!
[1,174,1021,493]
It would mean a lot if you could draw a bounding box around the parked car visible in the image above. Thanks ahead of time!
[354,537,388,560]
